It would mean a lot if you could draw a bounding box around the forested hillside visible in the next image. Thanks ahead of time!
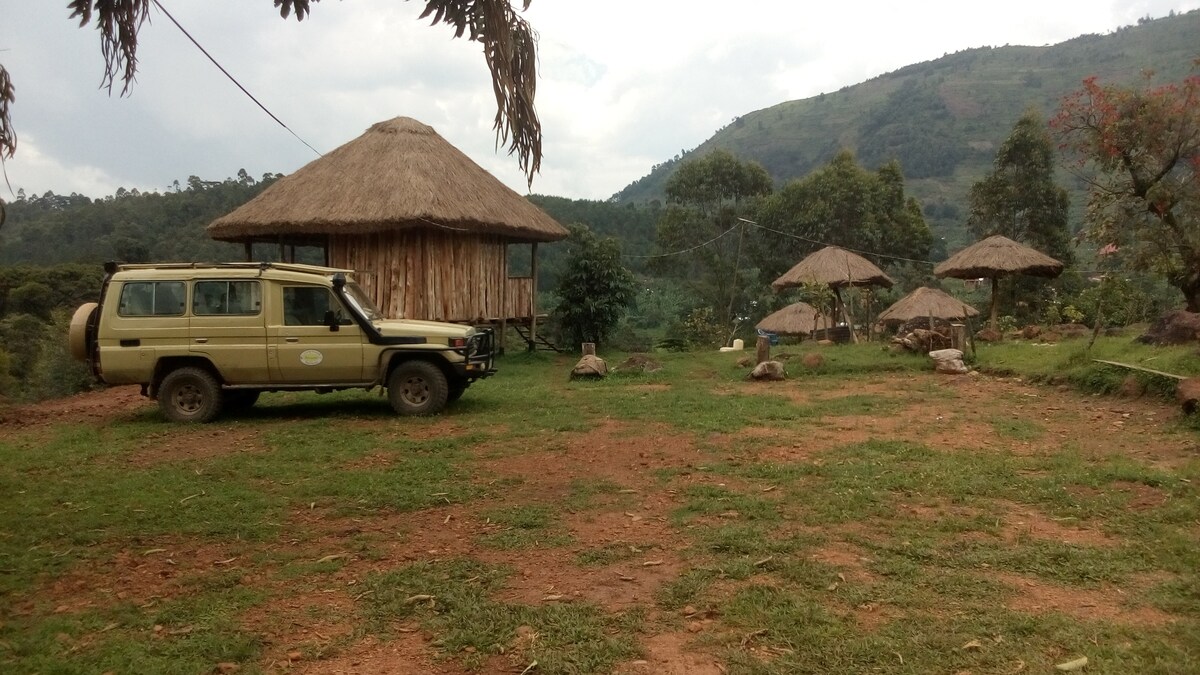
[615,10,1200,250]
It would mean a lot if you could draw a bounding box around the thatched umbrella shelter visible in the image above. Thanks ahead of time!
[771,246,894,343]
[877,286,979,327]
[757,302,831,337]
[208,117,568,338]
[933,235,1063,331]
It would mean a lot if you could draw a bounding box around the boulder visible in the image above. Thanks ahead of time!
[929,348,968,375]
[1177,377,1200,414]
[1137,310,1200,346]
[748,361,786,381]
[975,327,1003,342]
[735,356,754,368]
[570,354,608,379]
[1021,325,1042,340]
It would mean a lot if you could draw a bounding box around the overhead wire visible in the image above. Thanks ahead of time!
[151,0,323,158]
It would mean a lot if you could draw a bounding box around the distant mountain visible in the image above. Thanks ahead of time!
[614,10,1200,251]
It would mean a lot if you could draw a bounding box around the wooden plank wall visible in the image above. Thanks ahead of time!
[505,277,533,320]
[329,231,513,322]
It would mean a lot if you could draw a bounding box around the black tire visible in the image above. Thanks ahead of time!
[224,390,261,411]
[447,379,469,404]
[158,367,223,423]
[387,360,449,416]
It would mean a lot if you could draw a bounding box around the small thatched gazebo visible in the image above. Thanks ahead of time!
[757,302,831,338]
[933,235,1063,331]
[877,286,979,327]
[771,246,894,343]
[208,117,568,339]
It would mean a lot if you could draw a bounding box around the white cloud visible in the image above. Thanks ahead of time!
[2,0,1199,202]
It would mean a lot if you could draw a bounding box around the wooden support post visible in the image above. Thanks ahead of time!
[950,323,966,351]
[756,336,770,365]
[529,242,539,351]
[582,343,596,356]
[243,241,252,262]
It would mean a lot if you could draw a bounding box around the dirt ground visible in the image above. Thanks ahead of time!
[3,371,1195,674]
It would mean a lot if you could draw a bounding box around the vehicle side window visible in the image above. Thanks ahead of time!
[117,281,186,317]
[283,286,344,326]
[194,281,261,316]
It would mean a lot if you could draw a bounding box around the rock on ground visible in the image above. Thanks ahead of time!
[616,354,663,373]
[929,348,968,375]
[571,354,608,379]
[748,361,786,381]
[1138,310,1200,346]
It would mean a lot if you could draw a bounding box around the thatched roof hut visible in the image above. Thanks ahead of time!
[206,117,568,331]
[208,117,567,244]
[933,235,1063,280]
[876,287,979,326]
[757,302,831,335]
[771,246,895,291]
[934,235,1063,330]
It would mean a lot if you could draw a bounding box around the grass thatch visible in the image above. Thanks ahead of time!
[208,117,568,243]
[756,302,832,334]
[876,286,979,325]
[771,246,894,290]
[934,235,1063,279]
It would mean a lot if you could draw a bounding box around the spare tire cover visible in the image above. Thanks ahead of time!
[69,302,99,362]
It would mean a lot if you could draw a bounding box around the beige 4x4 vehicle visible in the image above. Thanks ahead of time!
[69,262,495,422]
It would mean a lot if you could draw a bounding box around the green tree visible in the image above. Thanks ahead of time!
[753,152,932,285]
[653,151,773,328]
[1053,69,1200,310]
[552,225,636,348]
[968,110,1073,265]
[2,0,541,184]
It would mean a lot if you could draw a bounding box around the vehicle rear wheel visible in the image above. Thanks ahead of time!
[387,360,448,416]
[158,367,224,423]
[224,390,261,411]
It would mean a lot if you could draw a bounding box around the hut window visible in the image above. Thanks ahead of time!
[194,281,262,316]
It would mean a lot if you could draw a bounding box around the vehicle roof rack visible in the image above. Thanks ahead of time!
[115,262,355,274]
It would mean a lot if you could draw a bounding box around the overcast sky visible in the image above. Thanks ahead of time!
[2,0,1198,202]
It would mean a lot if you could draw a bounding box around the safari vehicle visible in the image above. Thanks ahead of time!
[69,262,495,422]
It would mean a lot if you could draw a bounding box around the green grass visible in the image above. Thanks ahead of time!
[361,558,642,673]
[2,344,1197,673]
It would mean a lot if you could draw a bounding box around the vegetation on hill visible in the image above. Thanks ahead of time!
[613,10,1200,252]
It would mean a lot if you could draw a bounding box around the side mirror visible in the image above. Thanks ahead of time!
[323,310,340,332]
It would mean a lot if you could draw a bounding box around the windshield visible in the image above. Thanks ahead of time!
[342,281,384,322]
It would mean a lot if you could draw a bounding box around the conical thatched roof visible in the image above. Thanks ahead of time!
[208,117,568,243]
[757,302,832,335]
[771,246,894,290]
[933,235,1063,280]
[876,287,979,325]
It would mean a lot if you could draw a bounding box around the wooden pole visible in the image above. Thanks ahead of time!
[530,242,539,351]
[756,336,770,365]
[989,276,999,332]
[582,343,596,356]
[243,241,252,262]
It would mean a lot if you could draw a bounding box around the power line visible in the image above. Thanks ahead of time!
[151,0,322,158]
[741,218,937,267]
[625,221,741,258]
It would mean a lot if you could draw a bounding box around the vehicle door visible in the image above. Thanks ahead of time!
[269,284,366,383]
[190,279,268,384]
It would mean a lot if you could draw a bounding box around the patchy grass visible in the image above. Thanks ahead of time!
[2,345,1197,673]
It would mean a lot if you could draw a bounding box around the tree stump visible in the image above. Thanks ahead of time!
[756,336,770,365]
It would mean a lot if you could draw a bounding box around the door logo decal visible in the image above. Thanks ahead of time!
[300,349,324,366]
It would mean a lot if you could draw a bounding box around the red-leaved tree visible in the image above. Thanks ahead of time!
[1052,66,1200,310]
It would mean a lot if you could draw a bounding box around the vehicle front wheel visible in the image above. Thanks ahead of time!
[447,379,469,404]
[158,367,224,423]
[387,360,448,416]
